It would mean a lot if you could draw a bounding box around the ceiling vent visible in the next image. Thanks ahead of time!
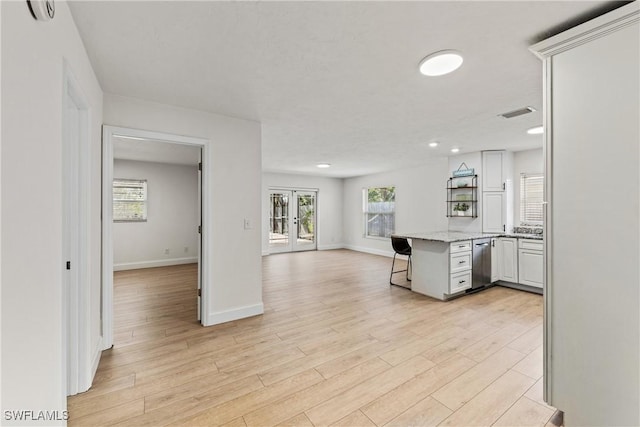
[499,106,536,119]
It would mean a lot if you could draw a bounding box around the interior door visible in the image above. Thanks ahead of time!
[268,189,317,253]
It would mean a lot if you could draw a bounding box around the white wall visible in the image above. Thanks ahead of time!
[448,152,483,232]
[1,1,103,421]
[343,160,448,257]
[513,148,543,225]
[262,173,343,254]
[113,160,199,270]
[103,94,263,325]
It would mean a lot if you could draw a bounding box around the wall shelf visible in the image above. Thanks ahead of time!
[446,175,478,218]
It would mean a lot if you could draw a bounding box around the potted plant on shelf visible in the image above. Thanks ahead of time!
[453,203,470,216]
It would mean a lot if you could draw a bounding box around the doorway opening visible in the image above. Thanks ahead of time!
[102,126,210,350]
[268,188,317,253]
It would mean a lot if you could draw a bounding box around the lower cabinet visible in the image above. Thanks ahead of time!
[490,238,499,283]
[518,239,543,288]
[497,237,518,282]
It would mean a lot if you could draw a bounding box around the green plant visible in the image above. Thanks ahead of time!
[453,203,470,212]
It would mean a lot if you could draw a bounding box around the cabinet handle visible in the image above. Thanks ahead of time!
[503,182,505,190]
[458,245,465,248]
[458,260,465,264]
[503,224,505,232]
[459,280,466,284]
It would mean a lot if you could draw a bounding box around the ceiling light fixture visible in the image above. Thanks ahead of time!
[527,126,544,135]
[451,148,460,153]
[419,50,464,76]
[316,163,331,168]
[428,142,439,148]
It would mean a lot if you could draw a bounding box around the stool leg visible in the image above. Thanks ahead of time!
[389,253,397,286]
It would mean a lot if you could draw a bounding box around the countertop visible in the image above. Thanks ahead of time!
[392,231,543,242]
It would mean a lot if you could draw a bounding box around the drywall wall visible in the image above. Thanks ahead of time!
[113,160,199,270]
[103,94,263,325]
[513,148,543,225]
[262,173,343,254]
[1,1,103,420]
[448,152,483,233]
[342,160,448,257]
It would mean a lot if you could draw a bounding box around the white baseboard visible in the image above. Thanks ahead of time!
[114,257,198,271]
[205,302,264,326]
[343,244,395,258]
[318,243,345,251]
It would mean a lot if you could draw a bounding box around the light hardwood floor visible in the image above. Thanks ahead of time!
[68,249,556,426]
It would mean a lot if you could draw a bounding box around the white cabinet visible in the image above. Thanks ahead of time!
[518,249,543,288]
[518,239,543,288]
[482,151,505,191]
[482,151,513,234]
[449,241,471,293]
[491,238,499,283]
[482,192,505,233]
[497,237,518,282]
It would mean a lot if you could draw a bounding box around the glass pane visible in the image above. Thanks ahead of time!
[269,193,289,248]
[297,194,315,247]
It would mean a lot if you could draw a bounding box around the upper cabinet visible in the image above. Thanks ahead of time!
[482,151,505,191]
[482,151,514,233]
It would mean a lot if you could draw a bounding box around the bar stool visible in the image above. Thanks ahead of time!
[390,237,412,287]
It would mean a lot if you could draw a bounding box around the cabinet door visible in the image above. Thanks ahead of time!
[498,238,518,282]
[491,238,499,283]
[483,192,505,233]
[482,151,504,191]
[518,249,543,288]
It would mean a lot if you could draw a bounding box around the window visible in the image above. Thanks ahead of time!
[113,179,147,222]
[520,173,544,224]
[364,186,395,238]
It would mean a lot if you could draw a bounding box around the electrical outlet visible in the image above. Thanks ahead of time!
[164,248,170,255]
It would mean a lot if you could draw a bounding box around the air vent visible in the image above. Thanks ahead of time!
[499,106,536,119]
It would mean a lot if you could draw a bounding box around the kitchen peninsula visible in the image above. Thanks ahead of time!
[393,231,542,300]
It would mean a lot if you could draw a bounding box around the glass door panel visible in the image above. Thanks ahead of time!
[294,192,316,251]
[269,191,291,253]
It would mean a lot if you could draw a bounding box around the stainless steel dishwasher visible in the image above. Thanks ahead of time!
[471,238,492,291]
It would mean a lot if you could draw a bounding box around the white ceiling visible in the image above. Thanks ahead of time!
[113,136,201,166]
[69,1,617,177]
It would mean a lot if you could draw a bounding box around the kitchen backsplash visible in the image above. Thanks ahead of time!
[513,225,543,235]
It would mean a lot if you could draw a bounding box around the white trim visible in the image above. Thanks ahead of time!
[529,2,639,59]
[102,126,211,349]
[114,257,198,271]
[62,60,93,396]
[208,303,264,325]
[317,243,345,251]
[343,245,395,258]
[262,251,270,256]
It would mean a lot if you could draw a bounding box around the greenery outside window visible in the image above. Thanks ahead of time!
[113,179,147,222]
[364,186,395,238]
[520,173,543,224]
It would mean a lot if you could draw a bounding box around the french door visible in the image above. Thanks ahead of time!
[268,189,317,253]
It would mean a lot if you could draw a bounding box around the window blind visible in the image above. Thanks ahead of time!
[113,179,147,222]
[520,173,544,224]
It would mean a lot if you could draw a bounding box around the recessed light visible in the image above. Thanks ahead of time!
[429,142,439,148]
[419,50,464,76]
[316,163,331,168]
[451,148,460,153]
[527,126,544,135]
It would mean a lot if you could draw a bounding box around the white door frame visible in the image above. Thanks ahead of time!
[62,61,92,395]
[101,126,210,350]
